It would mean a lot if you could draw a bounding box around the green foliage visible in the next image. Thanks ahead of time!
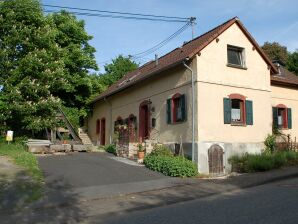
[0,1,99,135]
[229,151,298,173]
[262,42,289,65]
[264,134,276,154]
[151,145,173,157]
[49,11,98,112]
[0,143,43,182]
[101,55,138,87]
[287,50,298,75]
[0,0,63,134]
[104,144,117,155]
[144,155,197,177]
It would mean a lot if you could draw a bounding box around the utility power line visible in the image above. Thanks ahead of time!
[44,9,188,23]
[98,22,191,65]
[43,4,190,21]
[130,22,191,59]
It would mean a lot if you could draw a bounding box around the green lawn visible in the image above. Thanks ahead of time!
[0,142,43,182]
[0,142,44,208]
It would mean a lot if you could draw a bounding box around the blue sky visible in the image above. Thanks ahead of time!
[42,0,298,72]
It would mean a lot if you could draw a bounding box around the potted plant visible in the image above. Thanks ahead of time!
[137,143,145,159]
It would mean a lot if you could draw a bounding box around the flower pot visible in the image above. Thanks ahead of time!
[138,151,145,159]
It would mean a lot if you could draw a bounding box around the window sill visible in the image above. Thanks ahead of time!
[169,121,186,125]
[231,123,246,127]
[226,63,247,70]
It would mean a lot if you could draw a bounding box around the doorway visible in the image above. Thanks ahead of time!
[100,118,106,145]
[139,101,150,142]
[208,144,224,175]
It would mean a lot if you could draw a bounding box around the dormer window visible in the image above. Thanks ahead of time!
[227,45,246,69]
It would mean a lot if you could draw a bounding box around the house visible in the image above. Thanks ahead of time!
[88,17,298,174]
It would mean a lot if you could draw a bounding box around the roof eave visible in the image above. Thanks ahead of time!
[271,80,298,88]
[90,58,187,104]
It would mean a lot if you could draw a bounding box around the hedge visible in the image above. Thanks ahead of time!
[229,151,298,173]
[144,155,197,177]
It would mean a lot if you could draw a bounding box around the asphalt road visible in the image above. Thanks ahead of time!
[38,152,166,188]
[102,177,298,224]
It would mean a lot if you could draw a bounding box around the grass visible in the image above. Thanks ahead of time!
[0,142,44,208]
[0,142,43,182]
[229,151,298,173]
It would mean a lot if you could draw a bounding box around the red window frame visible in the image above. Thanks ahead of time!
[229,93,246,125]
[172,93,182,123]
[276,104,288,129]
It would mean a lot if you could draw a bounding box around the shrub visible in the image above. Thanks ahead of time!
[229,151,298,173]
[104,144,117,155]
[284,151,298,165]
[245,154,275,172]
[228,153,249,172]
[144,154,197,177]
[264,134,276,154]
[150,145,173,157]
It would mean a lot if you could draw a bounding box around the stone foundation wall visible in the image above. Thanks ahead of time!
[116,140,158,159]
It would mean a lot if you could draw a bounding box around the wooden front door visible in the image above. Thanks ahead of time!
[208,144,224,175]
[100,118,106,145]
[139,101,150,142]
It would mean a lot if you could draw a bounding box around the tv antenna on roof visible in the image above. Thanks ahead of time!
[190,17,197,39]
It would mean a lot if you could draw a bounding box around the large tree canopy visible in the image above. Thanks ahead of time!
[49,11,98,109]
[262,42,289,65]
[0,0,64,134]
[0,0,99,135]
[287,50,298,75]
[101,55,138,87]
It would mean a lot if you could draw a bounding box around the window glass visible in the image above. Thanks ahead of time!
[227,46,244,66]
[277,108,286,128]
[174,97,182,121]
[231,99,243,123]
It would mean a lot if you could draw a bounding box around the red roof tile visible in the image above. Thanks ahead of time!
[91,17,278,103]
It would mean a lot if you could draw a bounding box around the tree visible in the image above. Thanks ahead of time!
[102,55,138,87]
[262,42,289,65]
[0,0,64,134]
[287,50,298,75]
[49,11,98,111]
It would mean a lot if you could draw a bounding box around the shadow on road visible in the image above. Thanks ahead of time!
[0,172,86,224]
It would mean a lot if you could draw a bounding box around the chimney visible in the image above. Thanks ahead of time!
[274,62,282,76]
[155,54,158,66]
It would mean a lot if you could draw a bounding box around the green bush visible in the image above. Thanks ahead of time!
[284,151,298,165]
[229,151,298,173]
[264,134,276,154]
[144,155,197,177]
[245,154,275,172]
[104,144,117,155]
[150,145,173,157]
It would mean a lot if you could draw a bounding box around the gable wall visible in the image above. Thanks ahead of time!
[196,23,272,143]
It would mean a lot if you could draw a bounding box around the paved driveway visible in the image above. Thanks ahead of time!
[38,153,191,200]
[38,152,165,188]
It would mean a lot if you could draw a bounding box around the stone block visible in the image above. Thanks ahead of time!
[27,145,49,154]
[50,144,71,152]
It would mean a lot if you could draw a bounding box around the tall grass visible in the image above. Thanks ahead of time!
[229,151,298,173]
[0,143,43,182]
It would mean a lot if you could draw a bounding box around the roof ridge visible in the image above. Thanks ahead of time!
[181,17,237,48]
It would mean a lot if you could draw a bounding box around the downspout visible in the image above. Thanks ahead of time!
[183,59,195,162]
[104,97,113,144]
